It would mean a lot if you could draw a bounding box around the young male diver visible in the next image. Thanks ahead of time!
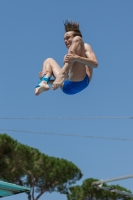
[35,20,98,95]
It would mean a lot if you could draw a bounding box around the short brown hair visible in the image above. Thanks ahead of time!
[64,19,82,38]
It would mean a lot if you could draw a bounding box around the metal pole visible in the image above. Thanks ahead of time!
[92,174,133,186]
[94,185,133,198]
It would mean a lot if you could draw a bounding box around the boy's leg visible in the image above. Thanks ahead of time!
[35,58,62,96]
[52,36,84,90]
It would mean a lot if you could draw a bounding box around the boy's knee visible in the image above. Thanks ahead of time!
[72,36,83,44]
[71,36,83,55]
[43,58,53,65]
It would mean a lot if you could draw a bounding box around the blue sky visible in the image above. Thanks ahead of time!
[0,0,133,199]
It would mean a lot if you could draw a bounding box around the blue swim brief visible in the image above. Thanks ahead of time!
[62,74,89,95]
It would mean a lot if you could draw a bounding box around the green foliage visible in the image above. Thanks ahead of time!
[0,133,82,200]
[67,178,108,200]
[67,178,133,200]
[0,134,19,180]
[0,134,35,183]
[109,184,132,200]
[1,134,132,200]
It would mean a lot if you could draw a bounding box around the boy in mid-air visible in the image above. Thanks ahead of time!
[35,20,98,95]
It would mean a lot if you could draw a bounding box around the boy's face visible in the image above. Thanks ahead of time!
[64,31,75,48]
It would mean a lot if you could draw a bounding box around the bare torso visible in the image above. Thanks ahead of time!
[68,44,93,81]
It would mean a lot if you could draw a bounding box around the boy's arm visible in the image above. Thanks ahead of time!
[65,43,98,68]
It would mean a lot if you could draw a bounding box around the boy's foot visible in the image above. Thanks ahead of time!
[52,72,68,90]
[35,81,50,96]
